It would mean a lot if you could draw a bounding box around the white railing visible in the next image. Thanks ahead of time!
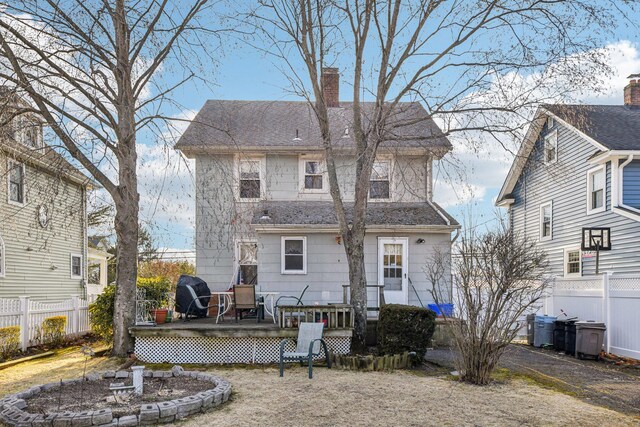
[547,273,640,360]
[0,295,97,351]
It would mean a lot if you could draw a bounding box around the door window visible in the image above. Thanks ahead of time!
[383,243,403,290]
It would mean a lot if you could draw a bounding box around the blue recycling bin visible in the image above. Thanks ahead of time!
[534,315,557,347]
[427,303,454,317]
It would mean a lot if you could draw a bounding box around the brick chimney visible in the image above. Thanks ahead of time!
[321,68,339,108]
[624,74,640,107]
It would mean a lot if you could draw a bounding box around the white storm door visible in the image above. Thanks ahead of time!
[378,237,408,305]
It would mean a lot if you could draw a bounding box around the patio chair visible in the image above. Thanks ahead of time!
[275,285,309,307]
[234,284,262,323]
[279,322,332,379]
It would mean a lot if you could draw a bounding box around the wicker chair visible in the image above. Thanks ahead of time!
[279,322,331,379]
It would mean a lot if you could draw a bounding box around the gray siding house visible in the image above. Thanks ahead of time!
[0,94,91,301]
[497,77,640,277]
[176,70,459,308]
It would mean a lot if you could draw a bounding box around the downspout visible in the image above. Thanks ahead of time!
[618,155,634,209]
[82,186,88,300]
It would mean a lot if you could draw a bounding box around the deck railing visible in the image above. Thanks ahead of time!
[279,304,354,329]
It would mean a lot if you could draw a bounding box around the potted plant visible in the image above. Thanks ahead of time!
[150,307,169,324]
[139,277,172,325]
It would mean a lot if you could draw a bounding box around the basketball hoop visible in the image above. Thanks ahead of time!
[581,227,611,274]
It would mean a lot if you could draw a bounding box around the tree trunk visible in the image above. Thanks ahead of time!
[345,230,367,352]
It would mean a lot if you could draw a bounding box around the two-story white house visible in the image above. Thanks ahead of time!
[176,69,459,309]
[0,91,92,301]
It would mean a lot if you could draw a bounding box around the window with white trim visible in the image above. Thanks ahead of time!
[300,158,326,192]
[369,160,390,199]
[11,115,41,148]
[237,241,258,284]
[544,130,557,164]
[564,248,581,277]
[8,161,25,205]
[281,236,306,274]
[587,166,605,214]
[0,235,4,278]
[547,116,555,129]
[71,254,83,279]
[239,159,262,200]
[539,202,552,240]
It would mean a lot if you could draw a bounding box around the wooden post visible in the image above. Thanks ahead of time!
[18,296,29,351]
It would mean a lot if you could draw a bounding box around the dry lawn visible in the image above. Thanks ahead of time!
[1,349,639,426]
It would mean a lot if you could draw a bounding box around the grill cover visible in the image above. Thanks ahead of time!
[175,275,211,318]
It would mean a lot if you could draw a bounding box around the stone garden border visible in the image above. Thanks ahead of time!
[0,366,232,426]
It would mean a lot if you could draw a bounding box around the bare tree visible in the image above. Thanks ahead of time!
[427,224,550,385]
[249,0,634,348]
[0,0,218,355]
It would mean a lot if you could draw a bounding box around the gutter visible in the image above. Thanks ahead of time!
[613,154,640,218]
[252,224,460,233]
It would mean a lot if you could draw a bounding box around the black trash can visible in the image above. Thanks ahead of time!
[564,320,578,356]
[553,320,567,351]
[526,314,536,346]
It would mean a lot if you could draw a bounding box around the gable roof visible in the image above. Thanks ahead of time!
[175,100,451,157]
[251,201,459,230]
[542,104,640,151]
[495,103,640,206]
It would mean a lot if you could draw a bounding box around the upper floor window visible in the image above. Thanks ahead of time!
[370,160,390,199]
[281,236,306,274]
[71,254,83,279]
[587,165,605,214]
[539,202,552,241]
[300,158,326,192]
[11,115,41,148]
[564,248,581,277]
[544,130,557,164]
[238,158,262,200]
[547,116,555,129]
[8,160,25,205]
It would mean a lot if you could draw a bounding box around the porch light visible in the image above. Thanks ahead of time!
[416,238,425,244]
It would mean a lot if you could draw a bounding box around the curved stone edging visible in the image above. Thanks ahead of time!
[0,366,232,426]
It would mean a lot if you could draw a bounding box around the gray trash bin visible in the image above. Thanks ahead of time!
[575,321,606,360]
[534,315,556,347]
[526,314,536,346]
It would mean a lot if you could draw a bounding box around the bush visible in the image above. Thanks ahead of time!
[89,277,172,342]
[377,304,436,357]
[0,326,21,361]
[41,316,67,346]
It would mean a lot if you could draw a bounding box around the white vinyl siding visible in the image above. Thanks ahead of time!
[0,235,4,278]
[281,236,307,274]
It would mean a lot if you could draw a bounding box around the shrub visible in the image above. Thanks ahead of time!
[41,316,67,346]
[377,304,436,357]
[0,326,21,361]
[89,277,172,342]
[89,283,117,342]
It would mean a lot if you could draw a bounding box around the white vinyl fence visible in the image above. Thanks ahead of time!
[544,273,640,360]
[0,295,96,351]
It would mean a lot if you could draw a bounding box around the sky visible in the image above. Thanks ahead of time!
[115,3,640,257]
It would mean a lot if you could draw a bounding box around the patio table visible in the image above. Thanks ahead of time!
[212,291,279,324]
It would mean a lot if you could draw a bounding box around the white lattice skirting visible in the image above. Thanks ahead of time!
[135,336,351,364]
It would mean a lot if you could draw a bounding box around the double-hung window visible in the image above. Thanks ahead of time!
[281,236,306,274]
[564,248,581,277]
[587,166,605,214]
[71,254,83,279]
[370,160,390,199]
[8,161,25,205]
[238,159,262,200]
[544,130,557,164]
[300,158,325,192]
[539,202,552,241]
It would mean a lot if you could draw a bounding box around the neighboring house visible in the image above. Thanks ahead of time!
[497,76,640,277]
[0,91,92,301]
[176,68,460,309]
[87,236,113,296]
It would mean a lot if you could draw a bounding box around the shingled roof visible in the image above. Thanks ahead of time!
[175,100,451,156]
[543,104,640,150]
[251,201,459,229]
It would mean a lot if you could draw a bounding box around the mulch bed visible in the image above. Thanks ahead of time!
[26,377,212,418]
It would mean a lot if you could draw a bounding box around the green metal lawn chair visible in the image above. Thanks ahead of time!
[279,322,332,379]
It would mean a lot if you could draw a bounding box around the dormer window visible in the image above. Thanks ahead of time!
[544,130,557,164]
[11,115,41,148]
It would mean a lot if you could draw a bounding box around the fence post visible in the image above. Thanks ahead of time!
[18,296,29,351]
[71,295,80,335]
[603,273,612,354]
